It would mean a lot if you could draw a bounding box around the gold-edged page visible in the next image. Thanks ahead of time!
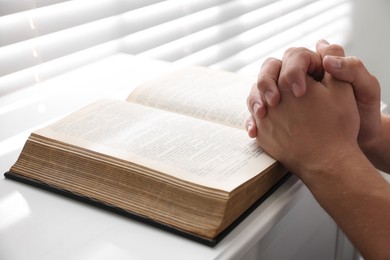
[34,99,276,192]
[127,67,255,130]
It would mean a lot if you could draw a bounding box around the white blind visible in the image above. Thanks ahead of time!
[0,0,352,96]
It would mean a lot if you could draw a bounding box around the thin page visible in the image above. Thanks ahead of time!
[35,99,275,192]
[127,67,255,130]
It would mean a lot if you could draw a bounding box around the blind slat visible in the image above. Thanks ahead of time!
[0,40,119,96]
[136,0,316,61]
[0,16,121,76]
[0,0,227,76]
[211,3,352,71]
[121,0,276,54]
[173,0,348,67]
[0,0,162,47]
[0,0,115,47]
[0,0,67,16]
[0,0,352,96]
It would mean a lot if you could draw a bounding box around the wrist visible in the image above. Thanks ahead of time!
[292,143,366,188]
[358,116,384,154]
[359,134,382,161]
[294,142,390,260]
[358,114,390,172]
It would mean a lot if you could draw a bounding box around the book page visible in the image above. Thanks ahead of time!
[35,99,276,192]
[127,67,255,130]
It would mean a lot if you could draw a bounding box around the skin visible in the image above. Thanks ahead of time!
[247,40,390,172]
[246,40,390,259]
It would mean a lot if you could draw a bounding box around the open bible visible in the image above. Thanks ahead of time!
[5,67,288,245]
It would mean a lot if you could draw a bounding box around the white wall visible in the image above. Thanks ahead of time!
[346,0,390,104]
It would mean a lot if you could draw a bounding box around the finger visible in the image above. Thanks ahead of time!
[316,39,345,58]
[322,55,382,144]
[323,55,381,104]
[316,40,347,92]
[247,83,267,118]
[257,58,282,107]
[246,87,263,138]
[245,115,257,138]
[278,47,323,97]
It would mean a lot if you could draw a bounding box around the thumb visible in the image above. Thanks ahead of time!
[323,55,380,104]
[316,39,345,58]
[323,55,382,143]
[316,39,347,92]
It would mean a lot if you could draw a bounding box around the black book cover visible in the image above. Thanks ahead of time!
[4,171,290,246]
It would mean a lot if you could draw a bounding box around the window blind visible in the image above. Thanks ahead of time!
[0,0,352,96]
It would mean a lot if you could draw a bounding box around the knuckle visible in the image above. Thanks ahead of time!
[369,74,381,94]
[326,43,344,54]
[246,94,256,108]
[247,85,261,108]
[348,56,364,68]
[261,57,280,69]
[371,74,380,86]
[281,66,302,85]
[284,47,295,55]
[348,56,378,82]
[284,47,312,58]
[346,56,381,96]
[256,77,269,91]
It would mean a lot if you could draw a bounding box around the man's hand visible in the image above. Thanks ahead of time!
[247,40,381,149]
[254,70,360,176]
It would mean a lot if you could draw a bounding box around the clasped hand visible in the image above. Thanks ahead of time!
[245,40,381,176]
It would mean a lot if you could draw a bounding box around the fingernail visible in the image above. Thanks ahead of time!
[252,102,260,113]
[292,83,303,97]
[318,39,330,46]
[247,122,253,132]
[326,55,342,69]
[265,91,273,106]
[246,122,256,138]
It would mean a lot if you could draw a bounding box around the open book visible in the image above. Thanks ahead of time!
[5,67,288,245]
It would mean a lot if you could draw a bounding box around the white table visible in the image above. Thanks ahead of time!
[0,54,355,260]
